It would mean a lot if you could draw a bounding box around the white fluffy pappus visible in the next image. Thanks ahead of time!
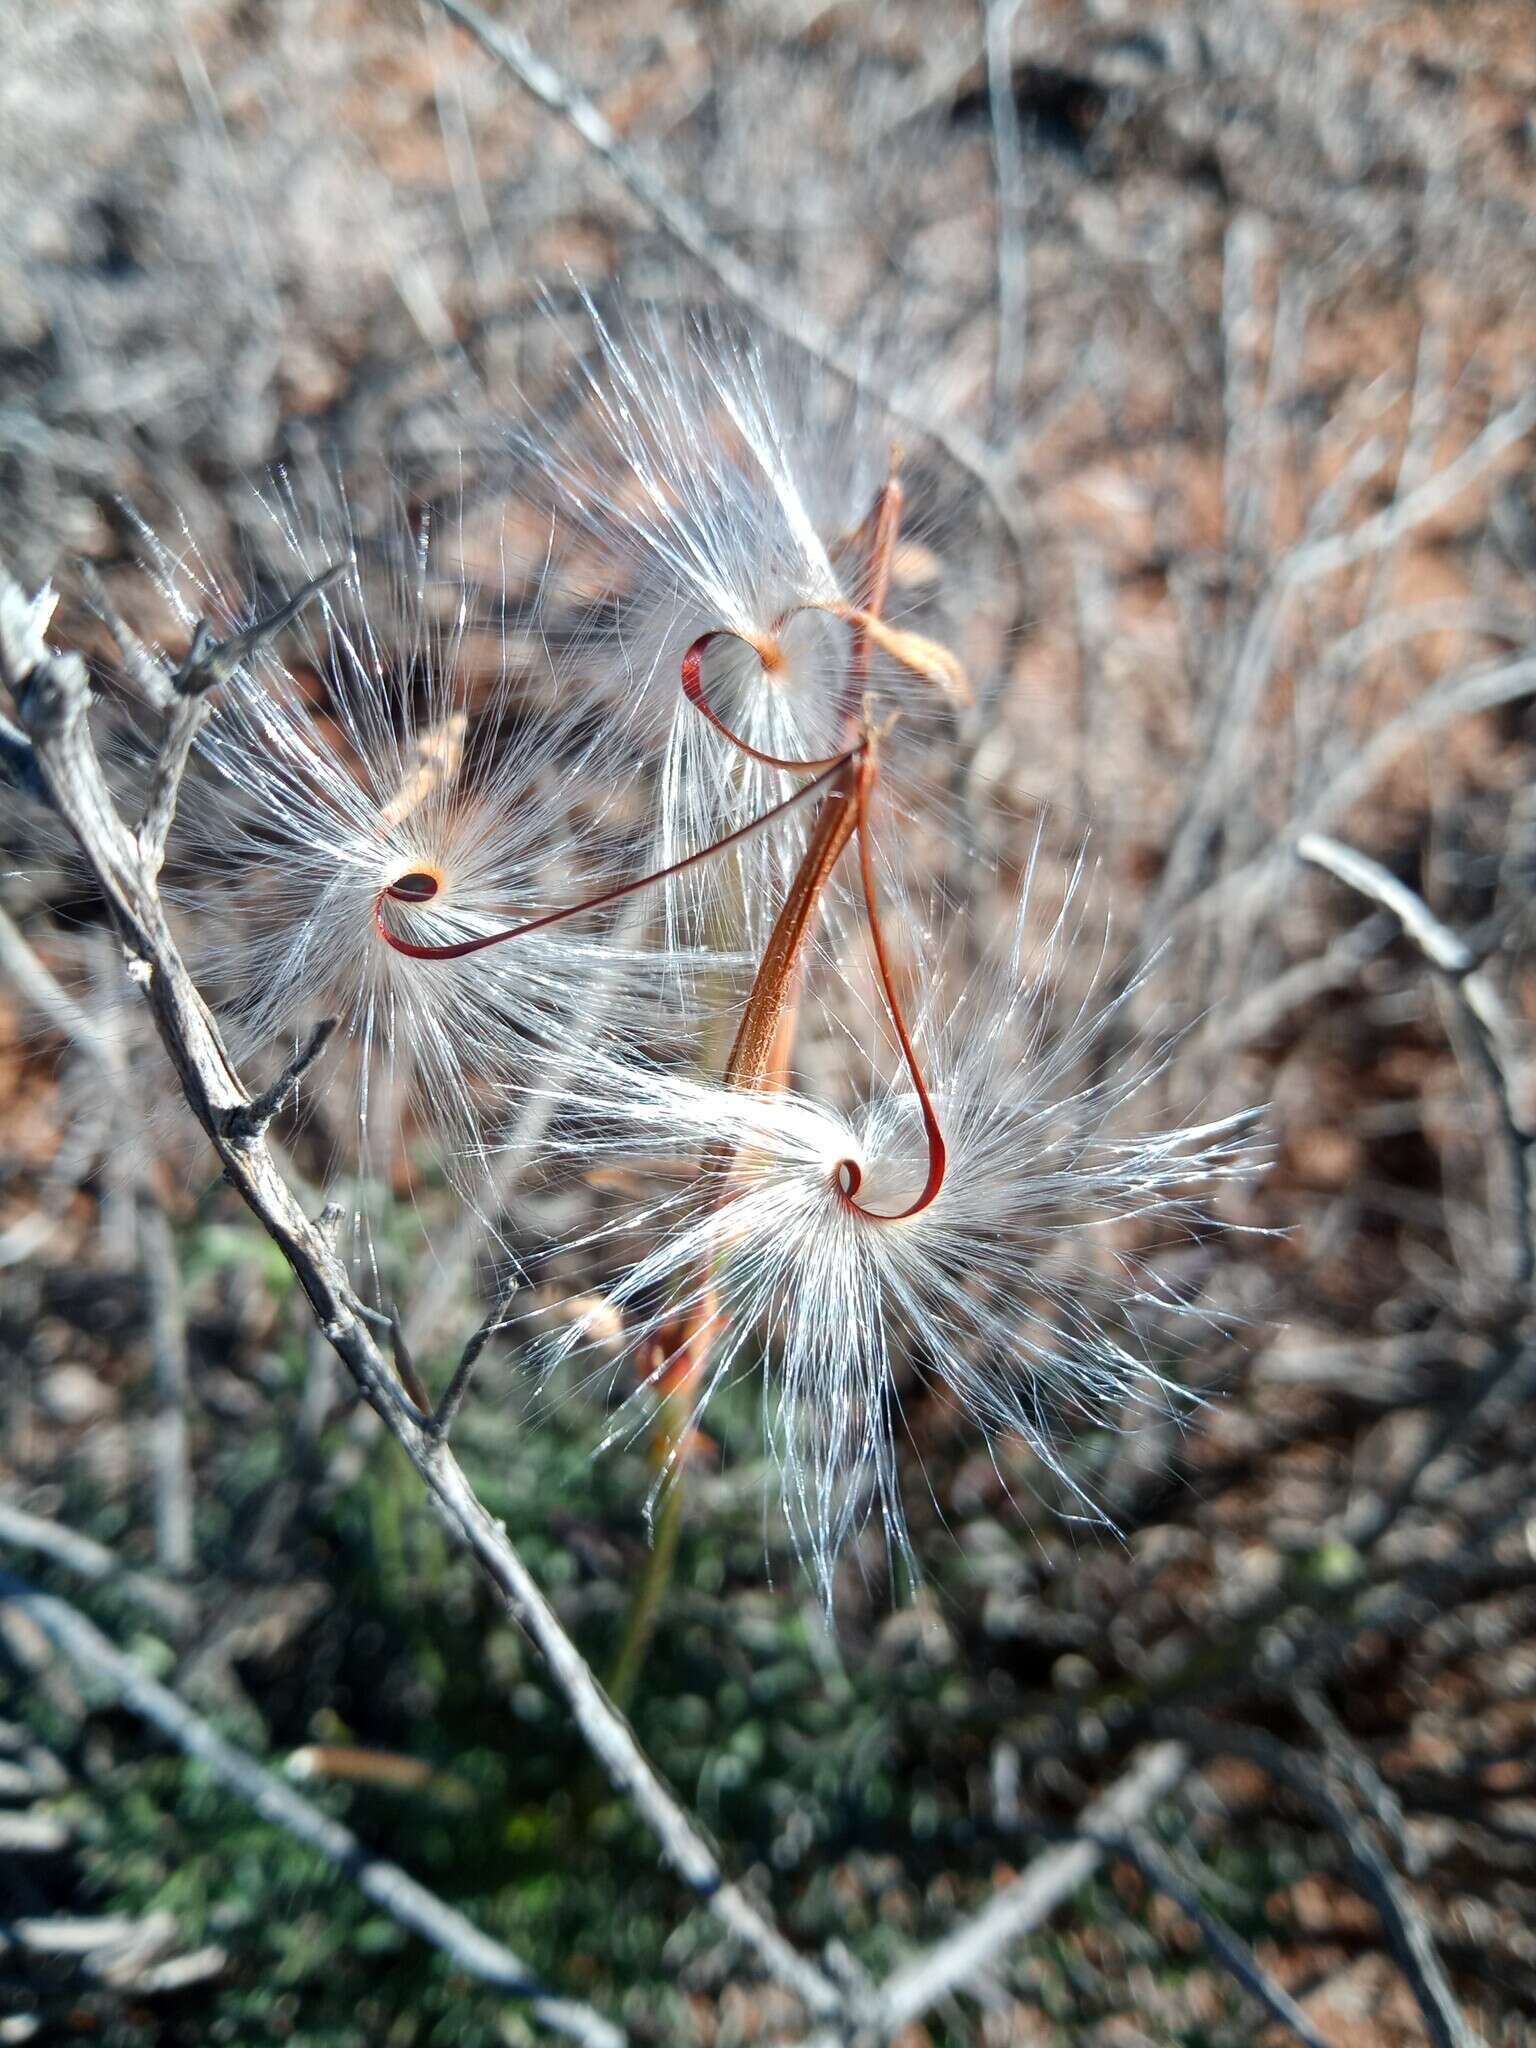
[533,861,1265,1605]
[153,493,677,1206]
[508,294,969,953]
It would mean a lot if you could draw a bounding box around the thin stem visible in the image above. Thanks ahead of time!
[605,1466,685,1712]
[608,461,953,1690]
[602,756,867,1697]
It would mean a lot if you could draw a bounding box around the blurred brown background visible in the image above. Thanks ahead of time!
[2,4,1536,2045]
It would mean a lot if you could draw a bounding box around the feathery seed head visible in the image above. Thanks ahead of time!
[536,864,1264,1607]
[152,490,671,1202]
[510,295,967,949]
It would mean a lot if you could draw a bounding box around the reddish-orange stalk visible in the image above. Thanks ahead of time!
[663,459,949,1224]
[649,748,865,1406]
[722,751,865,1091]
[647,465,950,1425]
[763,464,905,1084]
[649,723,948,1420]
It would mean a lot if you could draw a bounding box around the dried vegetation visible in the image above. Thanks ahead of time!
[2,2,1536,2044]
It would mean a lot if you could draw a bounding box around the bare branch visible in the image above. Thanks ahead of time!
[1290,388,1536,589]
[0,1496,194,1633]
[1083,1823,1334,2048]
[172,561,350,700]
[430,1271,519,1441]
[136,561,348,870]
[387,1305,434,1419]
[1209,909,1397,1051]
[871,1742,1188,2033]
[224,1018,339,1148]
[1181,646,1536,960]
[0,573,846,2026]
[1298,834,1476,974]
[1165,1717,1482,2048]
[79,558,179,713]
[1300,832,1532,1293]
[1342,1333,1536,1557]
[0,1568,626,2048]
[136,691,211,874]
[1303,651,1536,852]
[1150,389,1536,932]
[1294,1684,1423,1877]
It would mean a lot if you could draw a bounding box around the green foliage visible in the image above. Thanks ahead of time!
[6,1214,1224,2046]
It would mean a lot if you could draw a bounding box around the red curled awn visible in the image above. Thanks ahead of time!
[373,747,862,960]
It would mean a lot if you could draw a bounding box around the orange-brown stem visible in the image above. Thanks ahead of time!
[640,458,946,1655]
[659,466,909,1415]
[652,748,869,1407]
[723,752,867,1091]
[762,464,904,1087]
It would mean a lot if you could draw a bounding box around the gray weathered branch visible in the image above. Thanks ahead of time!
[1300,830,1532,1294]
[1152,390,1536,931]
[869,1741,1188,2034]
[0,572,844,2027]
[0,1568,625,2048]
[1081,1821,1333,2048]
[0,1496,194,1633]
[226,1017,339,1146]
[1165,1716,1481,2048]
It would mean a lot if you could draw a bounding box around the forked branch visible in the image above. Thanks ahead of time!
[0,572,845,2030]
[0,1568,626,2048]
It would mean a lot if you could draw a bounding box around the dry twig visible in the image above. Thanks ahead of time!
[0,1567,626,2048]
[0,574,846,2026]
[1082,1822,1334,2048]
[1153,391,1536,932]
[1299,831,1532,1294]
[868,1741,1188,2034]
[1164,1716,1482,2048]
[0,1496,194,1633]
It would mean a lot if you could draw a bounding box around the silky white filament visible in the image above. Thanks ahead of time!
[531,859,1264,1606]
[506,294,962,957]
[149,488,678,1216]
